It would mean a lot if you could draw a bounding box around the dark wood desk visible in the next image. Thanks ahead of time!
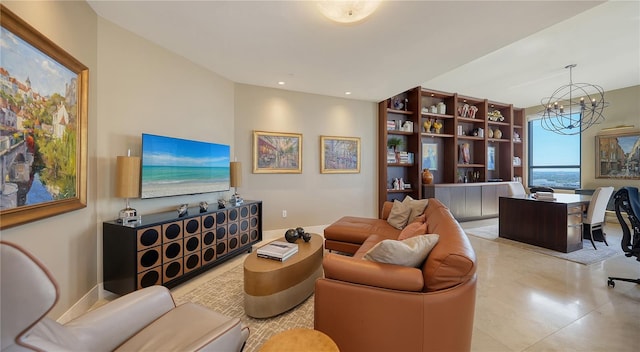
[499,194,591,253]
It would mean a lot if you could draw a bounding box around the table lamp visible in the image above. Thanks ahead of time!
[230,161,243,206]
[116,151,141,223]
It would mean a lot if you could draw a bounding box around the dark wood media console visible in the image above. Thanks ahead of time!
[103,200,262,295]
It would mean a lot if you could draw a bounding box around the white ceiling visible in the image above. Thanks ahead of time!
[88,0,640,108]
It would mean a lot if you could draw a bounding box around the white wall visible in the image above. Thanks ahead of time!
[234,84,378,230]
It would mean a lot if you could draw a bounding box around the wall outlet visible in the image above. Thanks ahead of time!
[282,210,287,218]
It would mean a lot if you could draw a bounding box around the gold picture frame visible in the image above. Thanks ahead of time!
[253,131,302,174]
[595,130,640,179]
[0,5,88,229]
[320,136,360,174]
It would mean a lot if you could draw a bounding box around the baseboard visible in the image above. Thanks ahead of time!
[57,285,100,324]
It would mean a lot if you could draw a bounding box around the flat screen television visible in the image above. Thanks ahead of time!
[141,133,230,199]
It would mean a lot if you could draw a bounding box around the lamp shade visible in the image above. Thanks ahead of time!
[115,156,140,198]
[230,161,242,188]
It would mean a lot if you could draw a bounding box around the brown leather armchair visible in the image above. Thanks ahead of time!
[315,199,477,352]
[0,241,249,352]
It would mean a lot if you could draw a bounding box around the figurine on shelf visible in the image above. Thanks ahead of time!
[423,119,432,133]
[433,120,442,133]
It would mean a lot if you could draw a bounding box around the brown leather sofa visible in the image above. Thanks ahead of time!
[315,198,477,352]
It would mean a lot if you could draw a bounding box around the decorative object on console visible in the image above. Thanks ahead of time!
[177,203,188,217]
[116,151,141,224]
[229,161,244,206]
[539,64,608,135]
[199,201,208,213]
[218,199,226,209]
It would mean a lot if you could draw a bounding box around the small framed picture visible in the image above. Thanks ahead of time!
[422,143,438,170]
[320,136,360,174]
[253,131,302,173]
[487,146,496,171]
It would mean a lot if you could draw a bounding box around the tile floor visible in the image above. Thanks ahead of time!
[105,221,640,351]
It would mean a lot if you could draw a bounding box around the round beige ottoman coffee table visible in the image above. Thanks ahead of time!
[259,328,339,352]
[244,233,323,318]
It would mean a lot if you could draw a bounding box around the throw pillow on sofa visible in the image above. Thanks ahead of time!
[397,220,427,240]
[387,200,412,229]
[402,196,429,224]
[363,234,440,267]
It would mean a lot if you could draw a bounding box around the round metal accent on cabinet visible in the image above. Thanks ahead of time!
[251,229,259,241]
[165,261,181,278]
[216,226,227,240]
[203,231,215,246]
[185,254,199,269]
[241,233,249,245]
[202,215,215,229]
[240,206,249,218]
[164,223,181,240]
[229,237,238,249]
[250,204,258,215]
[251,217,258,228]
[139,269,160,288]
[216,242,226,255]
[203,247,215,262]
[229,209,238,221]
[165,242,181,259]
[186,236,199,251]
[139,228,159,247]
[140,249,160,268]
[229,223,238,236]
[240,220,249,232]
[216,211,227,224]
[185,219,200,234]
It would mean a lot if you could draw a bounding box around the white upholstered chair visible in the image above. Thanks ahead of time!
[584,186,615,250]
[507,182,527,197]
[0,241,249,352]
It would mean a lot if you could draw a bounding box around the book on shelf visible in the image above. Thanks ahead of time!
[257,241,298,261]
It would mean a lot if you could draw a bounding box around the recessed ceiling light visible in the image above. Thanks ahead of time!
[278,81,285,85]
[345,91,352,95]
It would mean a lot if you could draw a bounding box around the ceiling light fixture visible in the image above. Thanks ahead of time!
[278,81,285,85]
[317,1,381,24]
[539,64,609,135]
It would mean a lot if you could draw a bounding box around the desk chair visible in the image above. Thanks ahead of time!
[583,186,614,250]
[0,241,249,352]
[529,187,554,193]
[507,182,527,197]
[608,187,640,288]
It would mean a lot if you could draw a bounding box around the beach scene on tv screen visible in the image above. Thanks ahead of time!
[141,134,230,198]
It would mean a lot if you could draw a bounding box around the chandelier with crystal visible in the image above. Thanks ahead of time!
[539,64,609,135]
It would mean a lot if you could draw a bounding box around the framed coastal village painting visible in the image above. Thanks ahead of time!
[253,130,302,174]
[0,5,88,229]
[320,136,360,174]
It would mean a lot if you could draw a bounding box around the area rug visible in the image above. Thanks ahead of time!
[173,264,313,352]
[465,225,623,265]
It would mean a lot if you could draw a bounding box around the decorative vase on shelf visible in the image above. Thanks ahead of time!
[437,102,446,115]
[494,128,502,139]
[487,128,494,138]
[422,169,434,184]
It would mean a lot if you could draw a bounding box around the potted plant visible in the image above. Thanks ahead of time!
[387,137,403,152]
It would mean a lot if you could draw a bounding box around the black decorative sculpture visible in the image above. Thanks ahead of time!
[285,229,299,243]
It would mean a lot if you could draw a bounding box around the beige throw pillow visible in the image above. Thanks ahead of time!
[386,200,411,229]
[364,234,440,267]
[402,196,429,224]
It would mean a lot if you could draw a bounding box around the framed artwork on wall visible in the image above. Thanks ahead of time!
[595,130,640,179]
[422,143,438,171]
[0,5,89,230]
[320,136,360,174]
[253,130,302,173]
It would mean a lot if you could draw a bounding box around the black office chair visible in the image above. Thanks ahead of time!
[607,187,640,288]
[529,186,554,193]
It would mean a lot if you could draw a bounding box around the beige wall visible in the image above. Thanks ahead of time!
[1,1,99,318]
[525,85,640,190]
[234,84,378,230]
